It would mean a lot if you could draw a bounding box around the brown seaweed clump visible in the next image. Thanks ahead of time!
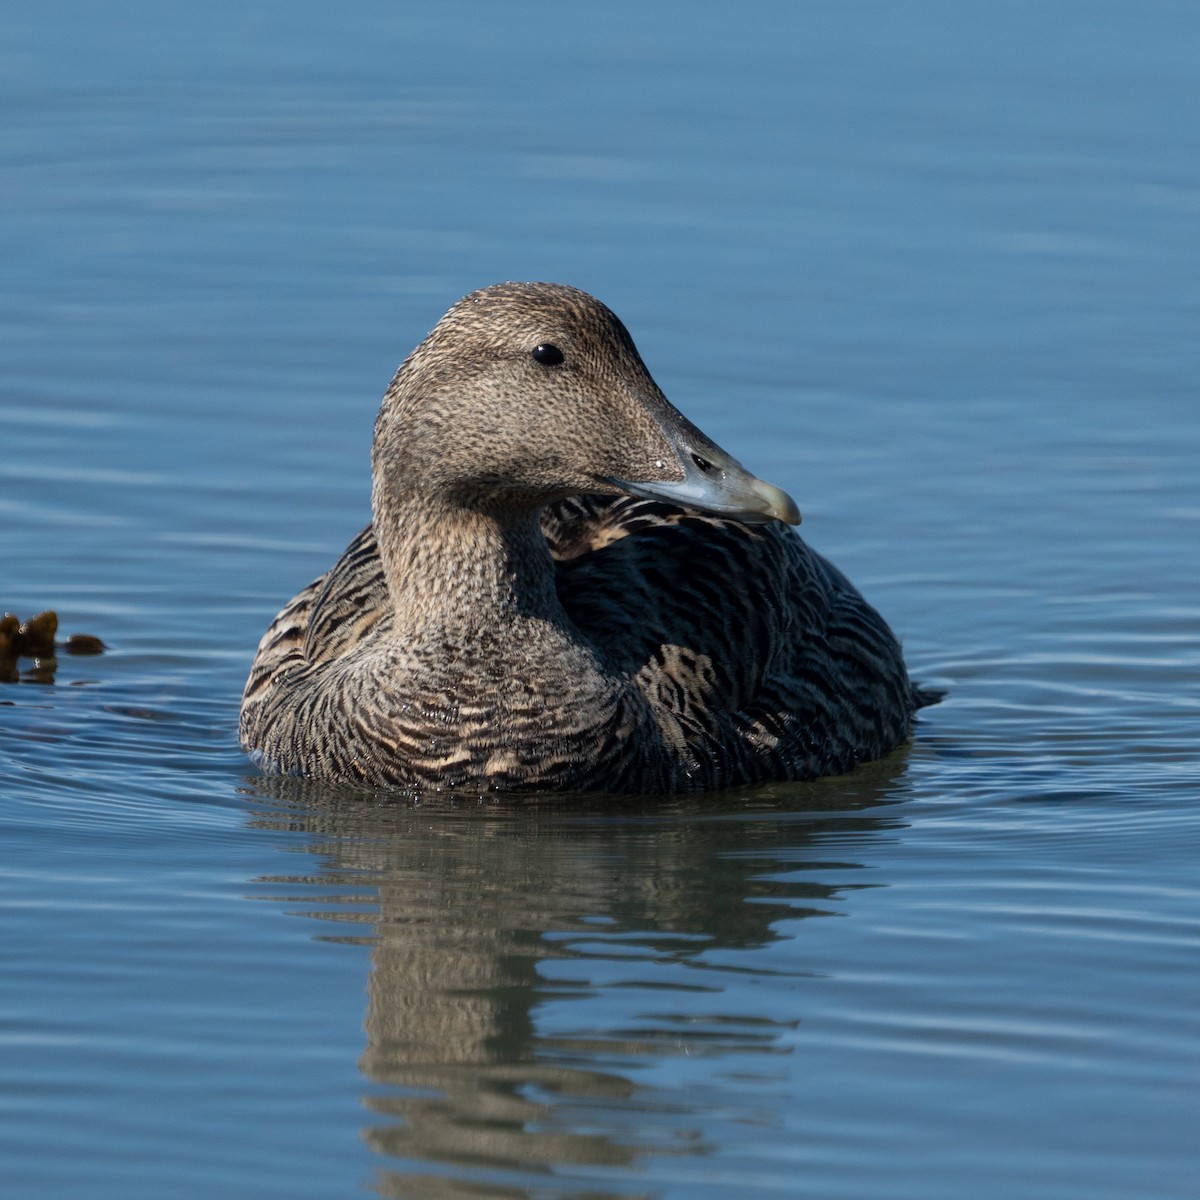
[0,610,106,683]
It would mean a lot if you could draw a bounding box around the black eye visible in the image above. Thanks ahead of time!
[531,343,565,366]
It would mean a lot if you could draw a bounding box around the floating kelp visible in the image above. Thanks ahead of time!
[0,610,106,684]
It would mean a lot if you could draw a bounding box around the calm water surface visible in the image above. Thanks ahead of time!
[3,3,1199,1198]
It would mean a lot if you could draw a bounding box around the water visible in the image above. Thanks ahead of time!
[3,2,1199,1197]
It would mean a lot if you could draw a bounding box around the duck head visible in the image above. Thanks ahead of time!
[372,282,801,526]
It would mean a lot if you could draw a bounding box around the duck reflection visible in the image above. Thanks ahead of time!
[246,757,912,1198]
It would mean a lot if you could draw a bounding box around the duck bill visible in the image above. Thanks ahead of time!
[608,445,801,526]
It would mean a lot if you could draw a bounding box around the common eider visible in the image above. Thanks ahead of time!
[240,282,932,793]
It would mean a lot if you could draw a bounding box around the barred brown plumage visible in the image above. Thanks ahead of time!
[240,282,936,793]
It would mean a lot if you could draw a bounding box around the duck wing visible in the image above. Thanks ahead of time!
[544,495,919,785]
[240,524,388,719]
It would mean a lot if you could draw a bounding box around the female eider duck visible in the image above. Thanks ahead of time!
[241,282,932,793]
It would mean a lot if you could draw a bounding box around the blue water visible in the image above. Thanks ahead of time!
[3,3,1199,1197]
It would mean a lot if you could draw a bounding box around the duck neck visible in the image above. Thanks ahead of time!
[372,484,568,641]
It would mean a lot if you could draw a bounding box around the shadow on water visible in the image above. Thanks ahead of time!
[241,753,917,1199]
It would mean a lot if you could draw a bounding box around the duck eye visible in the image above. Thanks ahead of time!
[531,343,565,366]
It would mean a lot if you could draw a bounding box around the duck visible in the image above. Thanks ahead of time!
[240,282,933,793]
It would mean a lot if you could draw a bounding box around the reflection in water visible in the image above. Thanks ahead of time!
[245,757,914,1198]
